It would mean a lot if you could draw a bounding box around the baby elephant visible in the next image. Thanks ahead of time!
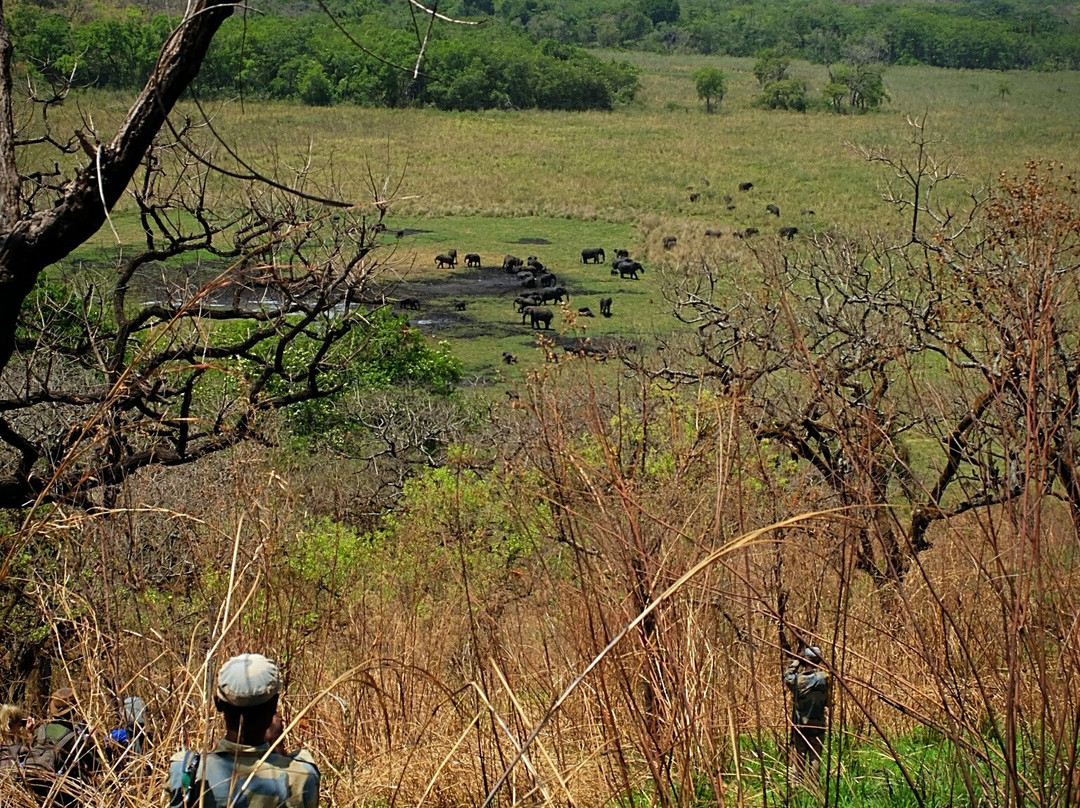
[502,351,518,365]
[435,250,457,268]
[600,296,612,317]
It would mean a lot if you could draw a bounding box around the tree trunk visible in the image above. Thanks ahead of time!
[0,0,235,375]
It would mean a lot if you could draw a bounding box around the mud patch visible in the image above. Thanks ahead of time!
[513,237,552,245]
[394,228,433,237]
[383,270,522,301]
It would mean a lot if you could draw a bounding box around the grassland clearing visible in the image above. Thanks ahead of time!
[52,58,1080,379]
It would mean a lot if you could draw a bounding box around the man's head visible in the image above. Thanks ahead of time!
[214,654,281,743]
[0,703,28,736]
[48,687,78,720]
[802,646,823,665]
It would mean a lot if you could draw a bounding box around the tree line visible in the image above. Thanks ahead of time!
[492,0,1079,70]
[7,4,639,110]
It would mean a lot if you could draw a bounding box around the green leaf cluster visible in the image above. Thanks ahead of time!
[280,307,462,441]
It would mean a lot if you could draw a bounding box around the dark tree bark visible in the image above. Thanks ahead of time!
[0,0,235,376]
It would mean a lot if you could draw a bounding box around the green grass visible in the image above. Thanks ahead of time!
[675,729,998,808]
[39,57,1080,379]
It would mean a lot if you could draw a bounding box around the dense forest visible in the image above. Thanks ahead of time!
[488,0,1080,69]
[6,0,1079,112]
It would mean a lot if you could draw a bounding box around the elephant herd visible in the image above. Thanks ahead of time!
[414,246,636,333]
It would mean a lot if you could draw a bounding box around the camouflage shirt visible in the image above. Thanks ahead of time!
[783,663,829,727]
[168,739,319,808]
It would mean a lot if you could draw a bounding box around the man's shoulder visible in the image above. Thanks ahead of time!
[272,748,319,779]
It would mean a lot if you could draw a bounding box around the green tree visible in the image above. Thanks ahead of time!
[753,45,791,86]
[616,6,651,44]
[827,63,887,111]
[299,60,334,105]
[639,0,679,26]
[823,80,846,112]
[757,77,807,111]
[594,15,620,48]
[693,65,725,112]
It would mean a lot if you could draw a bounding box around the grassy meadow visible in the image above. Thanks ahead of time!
[59,56,1080,379]
[8,55,1080,808]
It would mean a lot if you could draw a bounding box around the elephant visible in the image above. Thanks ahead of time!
[738,181,754,191]
[521,276,539,289]
[515,294,542,312]
[540,286,568,304]
[613,248,630,259]
[779,226,799,240]
[689,192,700,202]
[704,228,723,237]
[662,235,677,249]
[524,306,553,329]
[399,297,421,310]
[766,203,780,216]
[526,256,545,273]
[744,227,759,236]
[599,296,612,317]
[539,272,557,288]
[578,307,595,317]
[465,253,482,267]
[502,351,518,365]
[503,254,524,271]
[435,250,457,268]
[453,300,467,311]
[581,247,605,264]
[617,261,642,279]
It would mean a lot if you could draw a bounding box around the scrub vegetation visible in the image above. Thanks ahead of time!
[2,7,1080,807]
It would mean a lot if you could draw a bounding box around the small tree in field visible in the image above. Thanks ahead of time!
[693,66,725,113]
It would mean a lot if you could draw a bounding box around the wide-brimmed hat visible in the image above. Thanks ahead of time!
[48,687,77,718]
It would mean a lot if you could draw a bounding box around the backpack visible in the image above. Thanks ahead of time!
[0,721,85,776]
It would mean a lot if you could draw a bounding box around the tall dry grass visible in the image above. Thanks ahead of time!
[2,349,1078,807]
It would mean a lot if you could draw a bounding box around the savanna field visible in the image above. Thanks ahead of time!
[6,51,1080,808]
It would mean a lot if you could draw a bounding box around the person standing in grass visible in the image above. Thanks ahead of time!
[783,646,830,778]
[168,653,320,807]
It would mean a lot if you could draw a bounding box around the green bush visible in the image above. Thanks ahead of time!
[756,78,808,111]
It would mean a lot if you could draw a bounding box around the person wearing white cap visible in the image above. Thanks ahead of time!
[167,653,320,807]
[782,646,830,779]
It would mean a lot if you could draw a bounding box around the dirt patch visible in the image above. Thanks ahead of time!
[380,269,522,301]
[512,237,552,245]
[394,228,433,237]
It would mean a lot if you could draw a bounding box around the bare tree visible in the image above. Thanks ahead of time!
[657,120,1080,583]
[0,0,243,375]
[0,0,483,509]
[0,136,387,509]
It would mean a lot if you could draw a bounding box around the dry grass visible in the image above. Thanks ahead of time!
[5,53,1080,808]
[4,360,1079,807]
